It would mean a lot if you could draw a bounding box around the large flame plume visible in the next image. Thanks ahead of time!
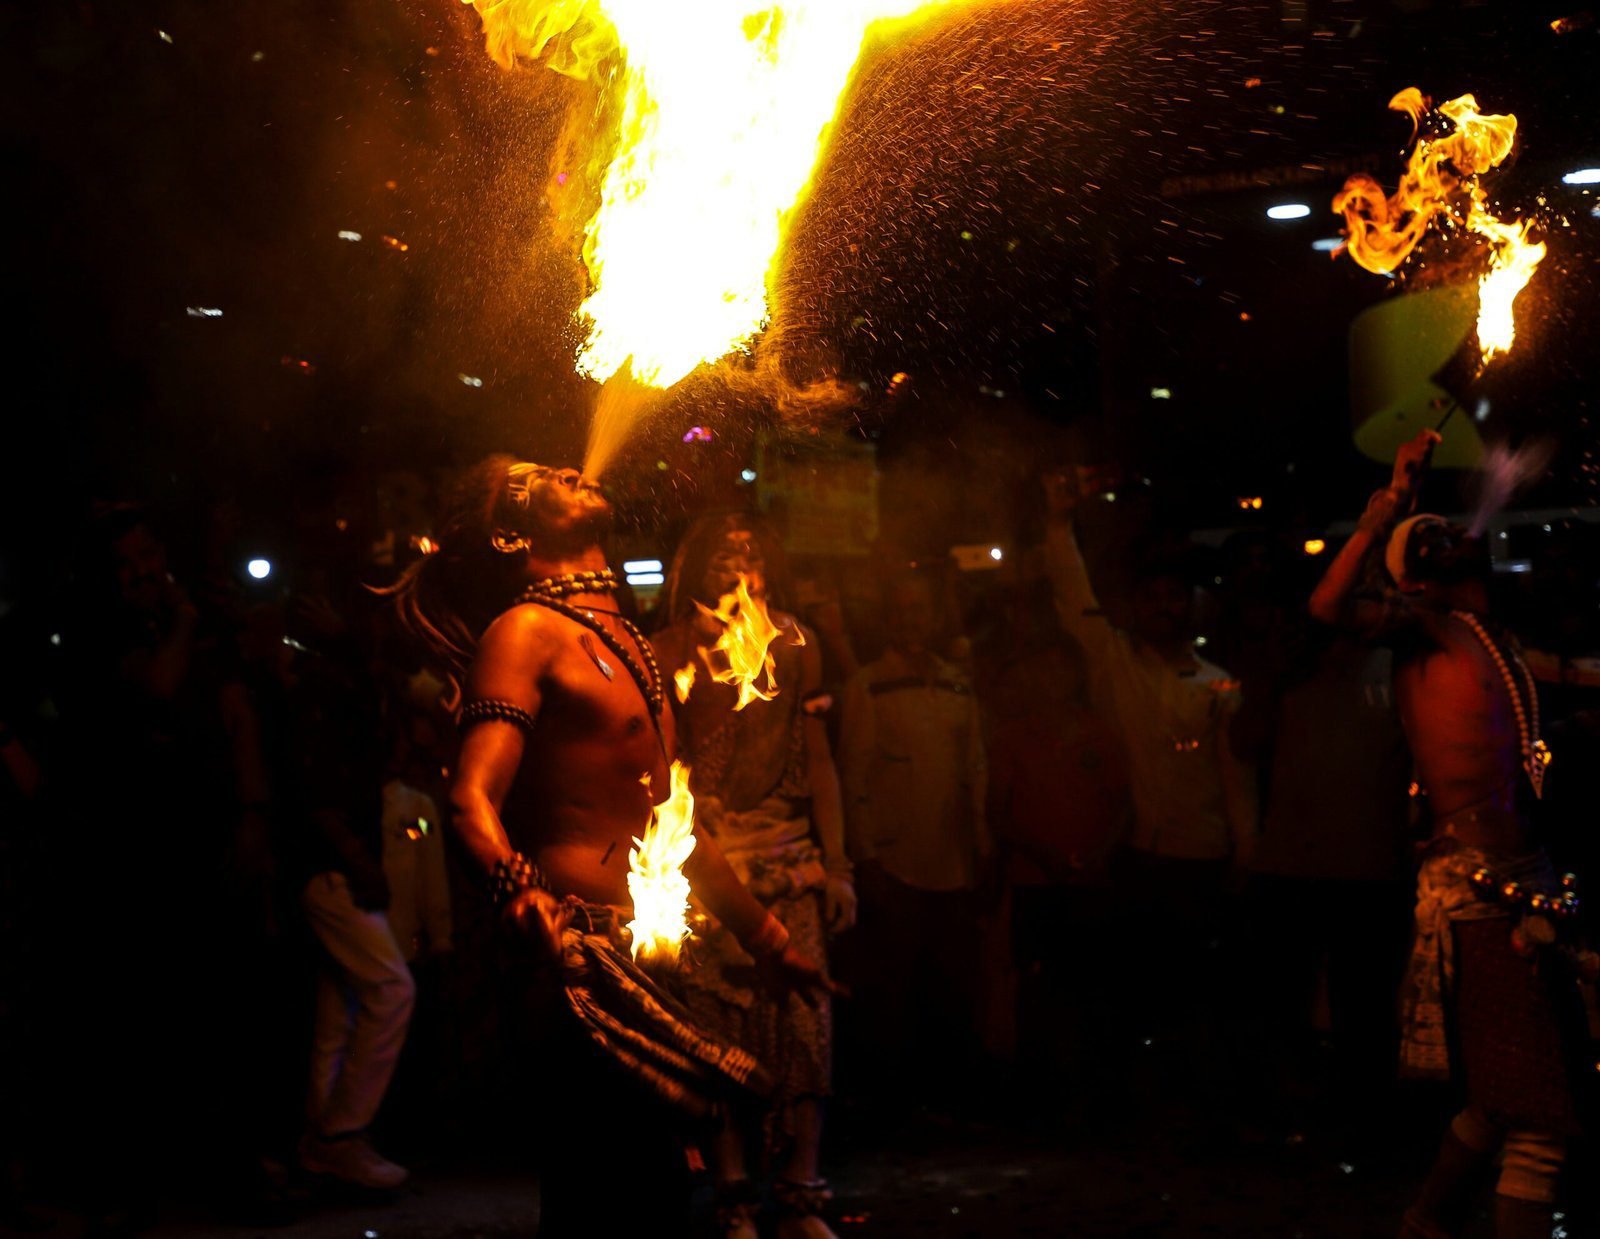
[678,573,802,711]
[466,0,965,390]
[626,760,698,964]
[1333,89,1546,364]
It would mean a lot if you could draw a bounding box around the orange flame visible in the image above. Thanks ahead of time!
[626,760,698,964]
[1333,89,1545,364]
[1473,213,1547,363]
[465,0,968,389]
[673,661,696,704]
[693,573,802,711]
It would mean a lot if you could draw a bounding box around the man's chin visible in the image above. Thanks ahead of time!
[574,497,615,537]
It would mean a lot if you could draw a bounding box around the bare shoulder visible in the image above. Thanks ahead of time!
[466,604,563,705]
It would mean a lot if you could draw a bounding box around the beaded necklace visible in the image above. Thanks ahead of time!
[523,568,620,599]
[1451,610,1552,799]
[515,575,665,722]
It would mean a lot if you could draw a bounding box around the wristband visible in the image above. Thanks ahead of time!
[488,851,541,913]
[746,912,791,959]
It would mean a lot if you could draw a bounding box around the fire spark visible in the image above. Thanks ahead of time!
[465,0,968,392]
[1333,89,1546,364]
[626,760,698,964]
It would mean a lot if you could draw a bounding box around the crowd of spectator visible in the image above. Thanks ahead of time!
[0,459,1596,1235]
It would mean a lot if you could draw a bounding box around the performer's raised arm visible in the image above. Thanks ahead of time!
[1308,429,1439,631]
[1041,468,1117,667]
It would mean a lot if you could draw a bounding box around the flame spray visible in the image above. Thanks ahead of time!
[464,0,972,476]
[1333,89,1546,366]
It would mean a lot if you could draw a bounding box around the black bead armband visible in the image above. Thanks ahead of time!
[459,698,538,734]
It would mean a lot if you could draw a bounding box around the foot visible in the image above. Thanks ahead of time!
[775,1179,838,1239]
[298,1133,409,1191]
[777,1216,839,1239]
[714,1179,760,1239]
[722,1211,759,1239]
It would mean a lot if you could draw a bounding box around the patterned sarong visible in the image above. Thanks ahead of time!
[679,798,834,1106]
[559,906,774,1121]
[1398,840,1564,1081]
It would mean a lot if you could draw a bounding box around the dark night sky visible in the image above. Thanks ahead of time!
[2,0,1596,579]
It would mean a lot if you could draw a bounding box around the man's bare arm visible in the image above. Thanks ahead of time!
[1041,471,1113,663]
[797,628,856,931]
[121,581,199,701]
[798,630,848,872]
[449,610,546,876]
[683,831,782,946]
[1308,429,1439,629]
[837,670,877,864]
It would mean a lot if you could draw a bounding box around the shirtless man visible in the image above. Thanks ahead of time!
[389,457,827,1238]
[1310,430,1585,1239]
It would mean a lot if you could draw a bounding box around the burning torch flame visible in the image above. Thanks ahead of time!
[626,760,698,964]
[1333,89,1546,364]
[693,573,803,711]
[673,661,696,704]
[1473,214,1546,363]
[466,0,965,390]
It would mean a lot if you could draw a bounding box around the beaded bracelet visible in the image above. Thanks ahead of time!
[488,852,541,913]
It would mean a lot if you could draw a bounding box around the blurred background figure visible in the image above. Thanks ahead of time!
[380,673,454,967]
[838,572,989,1110]
[655,513,855,1239]
[1041,471,1258,1111]
[986,633,1130,1116]
[49,502,279,1232]
[254,584,416,1192]
[1230,618,1413,1150]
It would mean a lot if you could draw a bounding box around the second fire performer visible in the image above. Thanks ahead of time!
[1310,430,1590,1239]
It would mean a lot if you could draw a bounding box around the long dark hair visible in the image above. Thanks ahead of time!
[377,455,536,706]
[660,510,792,629]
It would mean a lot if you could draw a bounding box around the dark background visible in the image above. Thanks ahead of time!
[2,0,1596,586]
